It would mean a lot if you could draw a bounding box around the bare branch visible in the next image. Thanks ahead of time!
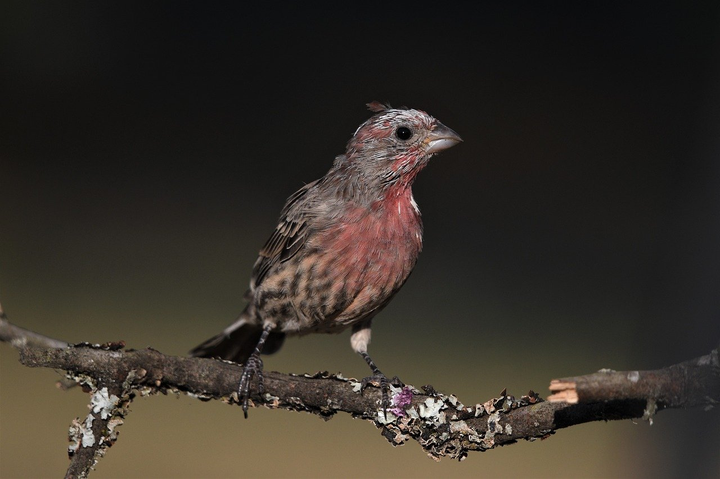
[0,301,69,350]
[548,349,720,416]
[16,339,720,463]
[2,308,718,470]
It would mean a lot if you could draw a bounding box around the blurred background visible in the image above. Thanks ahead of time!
[1,2,719,477]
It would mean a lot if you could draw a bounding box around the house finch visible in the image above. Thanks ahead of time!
[190,102,462,416]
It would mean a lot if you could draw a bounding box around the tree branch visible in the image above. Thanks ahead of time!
[548,351,720,421]
[2,307,719,474]
[64,383,130,479]
[0,301,68,349]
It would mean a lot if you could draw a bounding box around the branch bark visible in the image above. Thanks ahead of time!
[548,352,720,419]
[0,301,68,349]
[2,307,719,475]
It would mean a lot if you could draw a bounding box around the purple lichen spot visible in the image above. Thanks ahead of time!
[389,386,414,417]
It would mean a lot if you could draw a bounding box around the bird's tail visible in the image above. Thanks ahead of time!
[189,316,286,365]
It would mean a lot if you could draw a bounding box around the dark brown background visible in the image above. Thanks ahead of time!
[1,2,719,477]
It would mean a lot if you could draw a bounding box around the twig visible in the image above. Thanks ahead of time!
[0,301,69,349]
[548,350,720,416]
[64,383,130,479]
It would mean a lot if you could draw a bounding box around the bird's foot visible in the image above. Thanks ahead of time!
[360,374,404,415]
[238,353,264,418]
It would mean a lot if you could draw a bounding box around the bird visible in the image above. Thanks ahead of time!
[190,102,462,417]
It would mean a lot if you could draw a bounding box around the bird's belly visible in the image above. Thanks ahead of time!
[263,243,415,335]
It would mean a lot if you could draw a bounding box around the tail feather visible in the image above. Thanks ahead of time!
[190,321,285,365]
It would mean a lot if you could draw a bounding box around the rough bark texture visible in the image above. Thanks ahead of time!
[17,342,720,463]
[1,306,718,476]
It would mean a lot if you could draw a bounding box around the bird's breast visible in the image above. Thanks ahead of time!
[306,190,423,326]
[264,189,424,334]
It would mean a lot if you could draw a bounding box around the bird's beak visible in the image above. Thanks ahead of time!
[425,122,463,154]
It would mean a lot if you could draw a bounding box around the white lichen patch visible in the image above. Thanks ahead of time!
[90,388,120,420]
[186,391,213,400]
[377,409,398,424]
[122,368,146,391]
[627,371,640,383]
[504,424,513,435]
[406,406,420,419]
[264,393,281,409]
[643,398,657,425]
[350,381,362,393]
[137,386,156,397]
[388,384,403,396]
[68,391,125,457]
[68,373,98,391]
[68,418,83,454]
[325,397,343,410]
[487,412,503,433]
[264,393,280,402]
[436,411,447,426]
[598,368,616,373]
[81,413,96,447]
[449,420,475,436]
[481,411,504,449]
[418,397,444,419]
[447,395,465,411]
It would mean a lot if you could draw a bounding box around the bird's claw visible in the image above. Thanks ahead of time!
[238,353,264,418]
[360,374,404,415]
[389,375,404,387]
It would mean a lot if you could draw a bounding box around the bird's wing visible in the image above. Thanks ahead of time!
[251,179,320,288]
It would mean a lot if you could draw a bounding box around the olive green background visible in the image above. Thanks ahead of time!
[2,2,719,478]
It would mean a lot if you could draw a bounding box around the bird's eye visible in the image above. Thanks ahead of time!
[395,126,413,141]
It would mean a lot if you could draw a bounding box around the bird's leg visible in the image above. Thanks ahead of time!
[238,325,272,418]
[351,321,403,414]
[359,351,403,416]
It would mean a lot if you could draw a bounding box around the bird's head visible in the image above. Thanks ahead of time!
[341,102,462,190]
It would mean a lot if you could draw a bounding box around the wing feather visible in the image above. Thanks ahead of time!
[251,179,320,288]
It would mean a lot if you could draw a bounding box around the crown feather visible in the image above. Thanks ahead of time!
[366,101,392,113]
